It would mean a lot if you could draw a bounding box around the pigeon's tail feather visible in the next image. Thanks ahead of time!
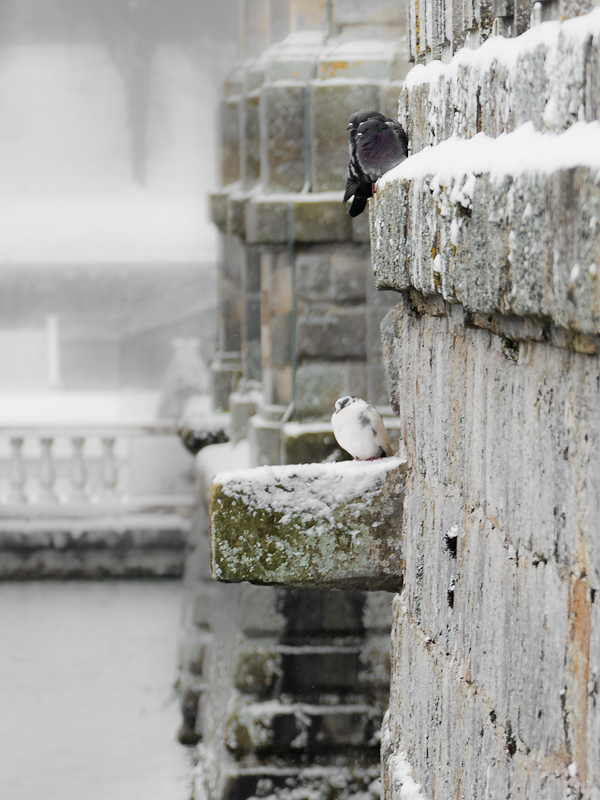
[343,177,358,204]
[349,195,369,217]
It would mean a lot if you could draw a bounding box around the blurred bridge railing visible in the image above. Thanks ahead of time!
[0,422,194,578]
[0,422,193,511]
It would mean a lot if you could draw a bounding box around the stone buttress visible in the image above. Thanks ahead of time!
[178,3,412,800]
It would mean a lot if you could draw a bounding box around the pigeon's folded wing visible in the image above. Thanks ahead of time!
[369,406,394,456]
[386,120,408,159]
[343,176,359,204]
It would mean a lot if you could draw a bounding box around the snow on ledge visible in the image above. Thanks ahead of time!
[389,752,427,800]
[214,457,405,524]
[404,6,600,89]
[382,714,428,800]
[211,457,406,590]
[377,121,600,191]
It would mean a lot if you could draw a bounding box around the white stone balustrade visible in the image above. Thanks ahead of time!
[0,423,183,509]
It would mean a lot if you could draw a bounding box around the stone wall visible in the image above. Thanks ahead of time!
[178,1,413,795]
[373,2,600,798]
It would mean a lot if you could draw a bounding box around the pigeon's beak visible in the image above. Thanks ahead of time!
[346,123,353,130]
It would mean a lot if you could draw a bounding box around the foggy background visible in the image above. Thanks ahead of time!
[0,0,236,418]
[0,4,237,798]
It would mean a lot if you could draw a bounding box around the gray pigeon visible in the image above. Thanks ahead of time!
[343,110,387,218]
[331,396,394,460]
[343,113,408,217]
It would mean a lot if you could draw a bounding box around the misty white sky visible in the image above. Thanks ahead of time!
[0,1,237,397]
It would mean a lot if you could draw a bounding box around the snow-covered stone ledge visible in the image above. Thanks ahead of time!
[371,122,600,349]
[400,9,600,153]
[210,458,407,591]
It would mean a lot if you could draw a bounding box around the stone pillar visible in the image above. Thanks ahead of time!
[210,0,411,441]
[260,248,293,407]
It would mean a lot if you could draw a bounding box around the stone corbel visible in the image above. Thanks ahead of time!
[209,458,406,592]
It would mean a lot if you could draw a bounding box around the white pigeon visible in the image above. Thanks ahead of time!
[331,396,394,461]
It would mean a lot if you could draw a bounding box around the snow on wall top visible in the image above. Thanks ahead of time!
[378,120,600,191]
[400,7,600,154]
[405,8,600,90]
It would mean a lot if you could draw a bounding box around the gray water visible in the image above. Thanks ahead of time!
[0,580,193,800]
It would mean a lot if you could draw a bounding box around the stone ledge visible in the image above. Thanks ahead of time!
[211,189,370,244]
[226,700,382,752]
[246,192,360,244]
[371,125,600,341]
[401,9,600,155]
[210,458,406,591]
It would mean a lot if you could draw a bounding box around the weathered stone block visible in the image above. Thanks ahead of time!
[226,701,381,752]
[246,197,289,243]
[330,244,370,302]
[209,190,229,232]
[248,413,282,466]
[292,196,354,242]
[238,584,286,635]
[233,644,282,695]
[295,249,332,299]
[280,648,362,693]
[243,92,261,189]
[210,356,242,413]
[294,360,368,419]
[262,83,307,193]
[220,97,242,186]
[226,193,249,239]
[295,243,370,302]
[246,194,355,244]
[229,390,262,444]
[279,587,367,634]
[371,161,600,342]
[210,458,406,591]
[270,313,293,366]
[297,305,367,359]
[282,421,350,464]
[311,81,381,192]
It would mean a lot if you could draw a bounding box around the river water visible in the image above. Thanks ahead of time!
[0,580,193,800]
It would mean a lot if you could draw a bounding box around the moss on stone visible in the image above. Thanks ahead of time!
[210,461,406,591]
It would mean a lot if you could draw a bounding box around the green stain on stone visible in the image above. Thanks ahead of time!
[210,462,406,592]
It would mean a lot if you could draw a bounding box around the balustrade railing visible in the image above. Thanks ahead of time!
[0,423,183,510]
